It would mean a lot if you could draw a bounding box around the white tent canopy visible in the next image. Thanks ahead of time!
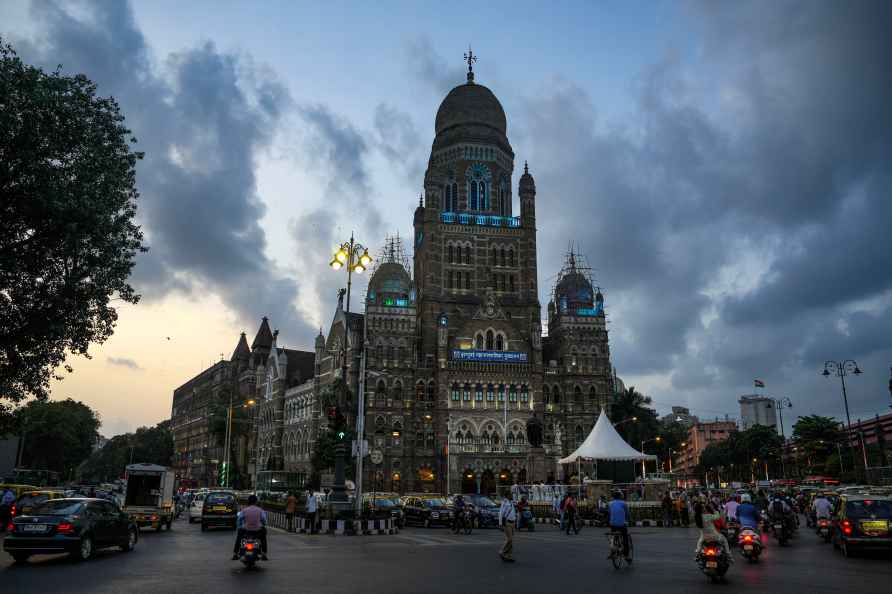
[559,410,657,464]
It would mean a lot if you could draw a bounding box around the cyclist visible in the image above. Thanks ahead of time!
[608,490,632,563]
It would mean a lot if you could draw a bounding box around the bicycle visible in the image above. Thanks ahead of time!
[606,529,633,569]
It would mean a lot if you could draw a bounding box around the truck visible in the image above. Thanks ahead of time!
[123,463,175,531]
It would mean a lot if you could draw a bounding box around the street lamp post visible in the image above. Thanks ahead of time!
[769,397,792,478]
[822,360,862,477]
[222,398,255,488]
[329,234,372,506]
[640,436,661,479]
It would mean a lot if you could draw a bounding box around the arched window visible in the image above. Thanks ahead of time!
[376,343,383,361]
[509,385,517,402]
[498,385,506,402]
[456,245,462,263]
[463,385,471,401]
[376,380,386,400]
[475,333,484,350]
[392,381,403,400]
[521,385,529,403]
[470,180,479,210]
[451,182,458,209]
[509,275,515,292]
[508,249,515,267]
[589,386,597,403]
[499,177,508,215]
[387,346,395,362]
[543,385,550,404]
[451,383,460,401]
[496,333,504,351]
[500,248,506,266]
[475,384,483,401]
[492,247,498,265]
[480,182,488,209]
[416,382,425,401]
[427,381,436,401]
[448,270,454,289]
[486,330,494,350]
[448,244,454,263]
[575,425,584,445]
[507,432,515,446]
[465,272,471,290]
[465,245,471,265]
[553,386,561,404]
[487,384,495,402]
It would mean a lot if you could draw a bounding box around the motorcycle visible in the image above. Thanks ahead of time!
[452,508,474,535]
[518,509,535,532]
[738,527,762,563]
[723,519,741,548]
[237,535,263,569]
[816,518,832,543]
[772,519,789,546]
[697,540,731,583]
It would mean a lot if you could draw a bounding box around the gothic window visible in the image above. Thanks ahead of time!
[575,425,584,445]
[499,176,508,215]
[521,385,529,402]
[574,386,583,404]
[392,381,403,400]
[480,181,488,210]
[387,346,395,362]
[509,385,517,402]
[425,431,435,449]
[465,272,471,290]
[465,245,471,265]
[498,385,505,402]
[469,180,478,210]
[456,245,462,263]
[427,381,436,401]
[454,431,464,444]
[416,382,426,401]
[508,249,515,267]
[376,380,386,400]
[553,386,561,405]
[448,270,454,289]
[463,386,471,401]
[451,384,460,401]
[496,333,504,351]
[450,182,458,209]
[475,333,484,350]
[487,384,495,401]
[475,384,483,401]
[486,330,494,350]
[509,276,515,292]
[456,271,461,289]
[492,247,498,265]
[543,385,550,404]
[448,244,454,263]
[500,248,506,267]
[397,346,404,362]
[507,432,515,446]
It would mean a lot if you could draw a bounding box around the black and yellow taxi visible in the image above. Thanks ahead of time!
[832,495,892,557]
[201,490,238,531]
[13,490,67,519]
[363,492,404,527]
[402,494,453,528]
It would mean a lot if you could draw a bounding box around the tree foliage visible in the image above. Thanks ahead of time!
[15,398,100,476]
[79,421,173,483]
[0,39,146,405]
[697,424,785,482]
[792,415,843,476]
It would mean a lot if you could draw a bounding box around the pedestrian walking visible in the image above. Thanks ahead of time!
[498,492,517,562]
[563,492,579,535]
[285,491,297,532]
[680,491,690,527]
[553,493,563,530]
[306,490,318,534]
[661,491,673,527]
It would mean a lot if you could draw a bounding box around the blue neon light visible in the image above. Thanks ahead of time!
[440,212,521,228]
[575,303,603,316]
[450,350,528,363]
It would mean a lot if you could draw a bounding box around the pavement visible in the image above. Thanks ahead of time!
[2,516,891,594]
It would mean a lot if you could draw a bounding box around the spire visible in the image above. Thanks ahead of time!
[524,160,529,175]
[231,332,250,360]
[251,316,274,350]
[464,46,477,84]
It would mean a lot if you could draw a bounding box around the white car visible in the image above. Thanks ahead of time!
[188,491,206,523]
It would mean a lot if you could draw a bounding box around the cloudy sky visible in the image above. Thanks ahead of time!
[3,0,891,437]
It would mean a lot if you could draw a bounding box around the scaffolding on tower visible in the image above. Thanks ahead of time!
[371,232,412,277]
[550,242,601,309]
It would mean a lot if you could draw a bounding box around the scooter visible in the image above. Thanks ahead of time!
[697,540,731,583]
[237,535,263,569]
[816,518,832,542]
[738,527,762,562]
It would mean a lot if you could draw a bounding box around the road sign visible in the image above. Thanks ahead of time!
[352,439,370,457]
[370,449,384,465]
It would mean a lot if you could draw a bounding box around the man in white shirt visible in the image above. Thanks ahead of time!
[306,491,319,534]
[499,492,517,563]
[723,496,739,522]
[812,494,833,520]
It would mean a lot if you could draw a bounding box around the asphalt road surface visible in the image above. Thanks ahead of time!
[2,517,891,594]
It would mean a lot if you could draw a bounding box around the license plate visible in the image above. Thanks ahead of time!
[860,520,888,533]
[744,545,753,551]
[212,506,228,512]
[706,561,717,568]
[774,524,782,529]
[23,524,47,533]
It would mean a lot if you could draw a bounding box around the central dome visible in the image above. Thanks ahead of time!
[434,82,507,137]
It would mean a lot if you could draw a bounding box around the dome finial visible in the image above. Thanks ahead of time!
[464,46,477,84]
[524,160,529,175]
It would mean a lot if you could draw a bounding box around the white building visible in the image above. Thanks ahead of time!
[738,395,777,431]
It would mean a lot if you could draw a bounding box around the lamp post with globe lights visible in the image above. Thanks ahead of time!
[823,360,863,478]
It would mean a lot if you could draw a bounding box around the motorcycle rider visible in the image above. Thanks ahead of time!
[232,495,268,561]
[696,503,732,562]
[769,493,793,535]
[812,492,833,524]
[735,494,760,531]
[723,495,739,523]
[453,494,467,532]
[608,490,632,563]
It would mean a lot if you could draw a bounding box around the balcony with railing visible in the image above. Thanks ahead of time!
[440,212,521,228]
[451,440,527,455]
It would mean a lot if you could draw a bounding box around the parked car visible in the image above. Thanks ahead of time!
[832,495,892,557]
[363,493,404,527]
[402,496,453,528]
[201,491,238,531]
[188,491,206,523]
[3,498,138,563]
[464,494,500,528]
[12,490,67,519]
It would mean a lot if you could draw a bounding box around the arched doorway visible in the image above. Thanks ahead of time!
[480,469,496,496]
[497,469,513,490]
[461,469,477,494]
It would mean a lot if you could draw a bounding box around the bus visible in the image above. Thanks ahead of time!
[3,468,62,487]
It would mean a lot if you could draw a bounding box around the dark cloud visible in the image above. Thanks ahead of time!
[11,0,313,344]
[509,1,892,425]
[373,103,424,182]
[106,357,142,371]
[406,37,466,97]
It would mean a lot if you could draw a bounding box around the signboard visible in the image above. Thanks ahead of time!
[450,349,528,363]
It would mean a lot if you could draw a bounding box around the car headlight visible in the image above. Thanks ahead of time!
[431,512,439,518]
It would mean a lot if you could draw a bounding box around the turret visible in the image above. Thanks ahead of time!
[519,161,536,228]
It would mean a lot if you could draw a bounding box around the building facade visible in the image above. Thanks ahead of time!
[676,420,738,476]
[739,395,778,431]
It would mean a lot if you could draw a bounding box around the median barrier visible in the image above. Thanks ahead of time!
[266,510,398,535]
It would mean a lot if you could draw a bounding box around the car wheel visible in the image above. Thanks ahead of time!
[121,527,138,552]
[11,553,31,563]
[75,535,93,562]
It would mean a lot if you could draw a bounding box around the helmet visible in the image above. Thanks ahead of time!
[740,494,751,503]
[612,489,624,499]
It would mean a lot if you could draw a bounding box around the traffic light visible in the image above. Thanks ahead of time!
[328,406,347,440]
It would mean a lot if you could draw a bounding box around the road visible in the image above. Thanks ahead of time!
[2,517,891,593]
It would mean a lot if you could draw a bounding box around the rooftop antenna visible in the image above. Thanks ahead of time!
[464,46,477,83]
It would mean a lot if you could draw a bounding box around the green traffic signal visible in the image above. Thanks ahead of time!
[337,431,346,440]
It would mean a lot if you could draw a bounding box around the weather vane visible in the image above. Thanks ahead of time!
[464,46,477,83]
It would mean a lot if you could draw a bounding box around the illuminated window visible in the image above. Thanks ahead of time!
[498,385,505,402]
[521,386,529,402]
[509,385,517,402]
[475,384,483,401]
[463,386,471,401]
[451,384,460,401]
[487,384,495,402]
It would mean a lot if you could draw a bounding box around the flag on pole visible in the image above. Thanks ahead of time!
[754,379,765,388]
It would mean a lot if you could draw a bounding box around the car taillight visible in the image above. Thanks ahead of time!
[6,521,13,532]
[57,523,75,534]
[10,504,16,517]
[842,520,852,536]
